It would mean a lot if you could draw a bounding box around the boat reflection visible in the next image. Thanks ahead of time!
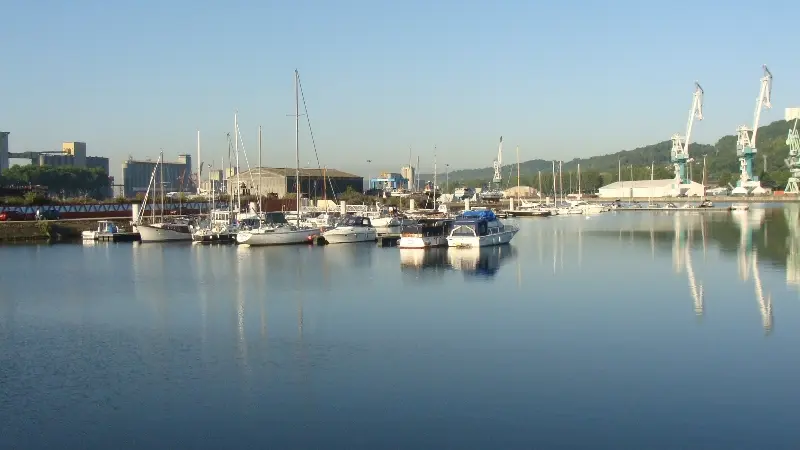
[399,245,517,278]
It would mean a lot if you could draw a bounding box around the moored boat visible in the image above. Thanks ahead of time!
[398,218,455,248]
[447,209,518,248]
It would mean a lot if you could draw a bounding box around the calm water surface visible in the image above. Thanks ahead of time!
[2,206,800,449]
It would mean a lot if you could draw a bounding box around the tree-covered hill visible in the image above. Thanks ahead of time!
[422,119,797,195]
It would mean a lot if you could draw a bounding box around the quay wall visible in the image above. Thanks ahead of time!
[0,219,131,242]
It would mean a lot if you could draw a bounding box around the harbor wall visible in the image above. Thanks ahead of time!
[0,219,130,242]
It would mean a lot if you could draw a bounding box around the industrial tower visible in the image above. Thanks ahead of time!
[733,65,772,195]
[785,109,800,194]
[670,82,704,186]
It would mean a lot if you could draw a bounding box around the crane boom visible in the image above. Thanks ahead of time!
[734,65,772,191]
[492,136,503,183]
[670,82,704,186]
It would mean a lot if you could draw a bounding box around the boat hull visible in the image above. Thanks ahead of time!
[447,228,518,248]
[236,228,317,246]
[136,224,192,242]
[323,228,377,244]
[370,217,401,227]
[398,235,447,249]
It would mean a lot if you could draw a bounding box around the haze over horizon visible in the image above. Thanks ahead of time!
[3,0,799,180]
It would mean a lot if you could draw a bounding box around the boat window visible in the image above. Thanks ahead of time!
[452,225,476,237]
[362,218,370,227]
[478,222,488,236]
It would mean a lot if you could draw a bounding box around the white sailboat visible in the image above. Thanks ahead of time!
[237,70,319,246]
[134,151,194,242]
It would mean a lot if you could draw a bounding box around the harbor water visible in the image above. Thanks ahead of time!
[2,206,800,449]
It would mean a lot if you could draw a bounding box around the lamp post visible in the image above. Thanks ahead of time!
[445,163,449,193]
[366,159,372,193]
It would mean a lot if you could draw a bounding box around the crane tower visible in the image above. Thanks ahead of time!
[785,108,800,194]
[492,136,503,184]
[733,65,772,195]
[670,82,704,186]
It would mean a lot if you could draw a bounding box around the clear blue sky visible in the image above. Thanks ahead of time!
[2,0,799,180]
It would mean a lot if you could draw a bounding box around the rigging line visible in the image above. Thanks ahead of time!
[235,122,258,206]
[297,72,338,203]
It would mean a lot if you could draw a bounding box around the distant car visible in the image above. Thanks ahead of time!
[0,211,24,221]
[38,209,61,220]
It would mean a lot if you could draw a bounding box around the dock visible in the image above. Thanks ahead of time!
[93,232,141,242]
[377,234,401,247]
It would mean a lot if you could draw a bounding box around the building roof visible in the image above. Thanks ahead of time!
[599,179,703,189]
[240,167,361,179]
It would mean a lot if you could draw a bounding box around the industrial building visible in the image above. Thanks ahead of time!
[122,154,194,198]
[369,171,409,191]
[597,179,705,198]
[0,132,9,172]
[230,167,363,199]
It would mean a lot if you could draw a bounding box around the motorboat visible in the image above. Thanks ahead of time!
[192,209,237,244]
[236,211,318,246]
[398,218,455,248]
[82,220,139,242]
[447,209,518,248]
[322,215,377,244]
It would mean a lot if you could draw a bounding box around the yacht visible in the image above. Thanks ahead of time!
[399,218,455,248]
[447,209,518,248]
[568,200,607,214]
[82,220,139,242]
[236,211,318,246]
[322,215,377,244]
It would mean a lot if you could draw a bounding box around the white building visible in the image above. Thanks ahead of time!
[597,179,705,198]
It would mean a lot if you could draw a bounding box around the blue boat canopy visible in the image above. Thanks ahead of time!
[459,210,496,221]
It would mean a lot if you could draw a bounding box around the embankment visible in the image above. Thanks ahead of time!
[0,219,129,243]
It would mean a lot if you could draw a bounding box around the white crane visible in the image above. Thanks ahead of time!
[670,82,704,187]
[492,136,503,184]
[784,115,800,194]
[733,65,772,195]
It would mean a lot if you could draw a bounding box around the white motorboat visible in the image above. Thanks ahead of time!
[322,215,377,244]
[569,200,607,214]
[82,220,140,242]
[192,209,238,243]
[447,210,518,248]
[398,218,455,248]
[236,212,318,246]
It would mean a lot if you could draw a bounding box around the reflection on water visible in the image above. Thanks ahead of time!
[4,207,800,448]
[399,245,517,278]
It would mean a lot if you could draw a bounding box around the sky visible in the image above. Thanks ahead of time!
[2,0,800,180]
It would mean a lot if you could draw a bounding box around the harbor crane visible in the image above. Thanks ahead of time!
[670,82,704,186]
[492,136,503,184]
[784,110,800,194]
[732,65,772,195]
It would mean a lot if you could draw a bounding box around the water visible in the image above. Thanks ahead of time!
[2,206,800,449]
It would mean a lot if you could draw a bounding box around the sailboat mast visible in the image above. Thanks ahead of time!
[295,69,301,227]
[258,125,262,214]
[559,161,563,203]
[433,147,437,211]
[551,161,556,203]
[516,146,520,201]
[160,149,164,222]
[235,112,241,214]
[196,130,201,195]
[578,163,581,197]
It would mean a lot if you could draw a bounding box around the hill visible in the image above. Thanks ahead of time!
[420,119,796,195]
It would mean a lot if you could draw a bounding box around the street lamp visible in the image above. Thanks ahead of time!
[445,164,450,193]
[366,159,372,193]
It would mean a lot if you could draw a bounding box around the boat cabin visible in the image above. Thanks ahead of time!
[339,215,373,228]
[241,211,290,229]
[402,218,454,237]
[95,220,119,234]
[451,210,504,238]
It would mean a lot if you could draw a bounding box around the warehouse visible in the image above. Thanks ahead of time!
[597,179,705,198]
[231,167,363,199]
